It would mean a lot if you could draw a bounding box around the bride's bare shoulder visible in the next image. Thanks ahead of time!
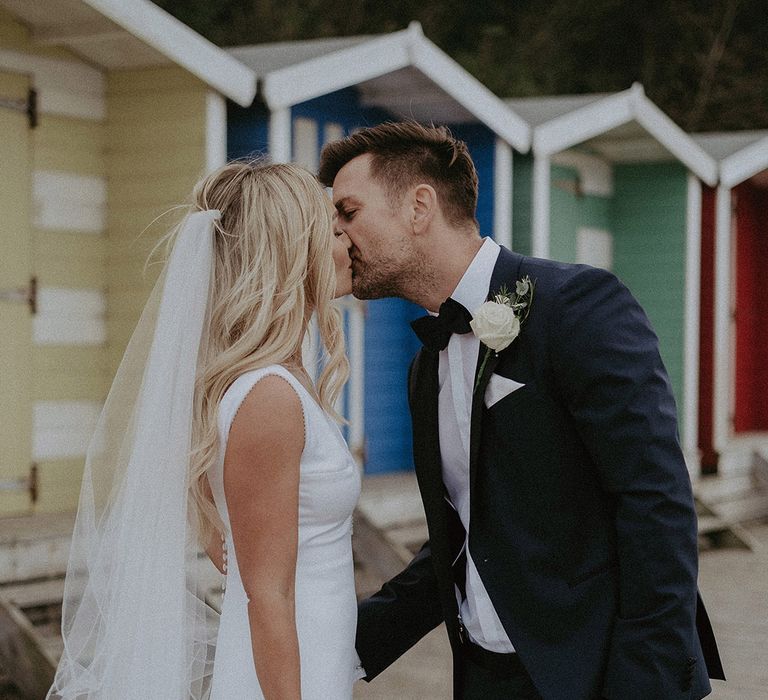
[225,372,305,470]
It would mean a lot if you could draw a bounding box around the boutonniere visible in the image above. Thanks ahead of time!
[470,276,535,393]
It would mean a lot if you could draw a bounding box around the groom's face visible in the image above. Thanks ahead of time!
[331,154,417,300]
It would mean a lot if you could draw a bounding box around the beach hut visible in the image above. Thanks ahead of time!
[506,84,718,473]
[226,22,531,474]
[692,131,768,473]
[0,0,255,518]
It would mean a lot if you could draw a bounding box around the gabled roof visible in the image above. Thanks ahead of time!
[0,0,256,106]
[228,35,374,76]
[514,83,717,186]
[692,130,768,187]
[228,22,530,152]
[505,93,613,127]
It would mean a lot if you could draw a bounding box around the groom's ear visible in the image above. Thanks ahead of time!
[411,183,437,235]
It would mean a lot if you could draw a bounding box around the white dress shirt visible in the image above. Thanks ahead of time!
[436,236,515,652]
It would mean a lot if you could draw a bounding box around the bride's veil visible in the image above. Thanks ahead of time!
[48,209,222,699]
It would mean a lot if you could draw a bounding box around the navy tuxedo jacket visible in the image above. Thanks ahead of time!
[357,247,724,700]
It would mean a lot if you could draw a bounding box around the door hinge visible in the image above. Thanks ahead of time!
[0,88,37,128]
[0,464,39,504]
[0,276,37,315]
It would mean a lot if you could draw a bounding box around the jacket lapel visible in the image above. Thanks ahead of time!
[409,348,442,509]
[468,246,524,498]
[408,348,465,642]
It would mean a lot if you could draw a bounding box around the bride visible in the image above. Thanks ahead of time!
[48,161,361,699]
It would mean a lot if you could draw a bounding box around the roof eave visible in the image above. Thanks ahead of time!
[720,136,768,188]
[84,0,256,106]
[533,84,717,185]
[260,22,531,152]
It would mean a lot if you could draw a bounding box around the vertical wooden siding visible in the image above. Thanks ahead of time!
[0,69,33,516]
[512,153,533,255]
[548,164,612,263]
[106,67,209,375]
[611,162,688,420]
[1,9,108,514]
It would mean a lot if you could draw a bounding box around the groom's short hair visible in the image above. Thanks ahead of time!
[318,121,479,229]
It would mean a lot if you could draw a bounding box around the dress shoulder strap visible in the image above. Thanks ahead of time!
[218,365,311,444]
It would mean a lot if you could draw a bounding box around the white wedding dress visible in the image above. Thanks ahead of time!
[207,365,361,699]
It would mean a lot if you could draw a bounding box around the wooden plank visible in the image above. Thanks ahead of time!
[352,511,409,581]
[695,474,756,503]
[108,66,206,95]
[35,458,86,514]
[712,494,768,523]
[33,114,105,177]
[33,346,110,401]
[0,69,33,519]
[0,598,56,698]
[0,578,64,608]
[697,515,729,535]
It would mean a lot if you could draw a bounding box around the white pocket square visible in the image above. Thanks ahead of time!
[484,373,526,409]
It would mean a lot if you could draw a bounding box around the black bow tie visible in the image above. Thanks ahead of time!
[411,298,473,352]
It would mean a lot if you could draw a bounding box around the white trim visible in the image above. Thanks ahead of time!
[631,90,718,186]
[713,185,732,451]
[408,32,530,151]
[347,298,366,468]
[323,122,344,145]
[293,116,319,171]
[33,287,106,346]
[32,400,102,461]
[0,49,105,121]
[682,174,702,465]
[263,29,412,110]
[81,0,256,106]
[260,23,530,151]
[534,84,717,185]
[531,154,550,258]
[534,88,635,156]
[720,135,768,188]
[493,138,513,248]
[269,108,291,164]
[32,171,106,233]
[575,227,613,270]
[205,92,227,173]
[551,150,613,197]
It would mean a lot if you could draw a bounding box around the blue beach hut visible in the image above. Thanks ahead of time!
[225,22,530,474]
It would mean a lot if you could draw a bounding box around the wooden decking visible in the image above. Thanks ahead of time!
[1,467,766,699]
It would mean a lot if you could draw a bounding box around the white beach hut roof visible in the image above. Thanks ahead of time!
[0,0,256,106]
[507,84,718,186]
[227,22,531,152]
[692,130,768,188]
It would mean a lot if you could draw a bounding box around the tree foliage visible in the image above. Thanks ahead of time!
[152,0,768,131]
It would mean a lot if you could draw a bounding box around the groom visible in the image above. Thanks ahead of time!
[318,122,724,699]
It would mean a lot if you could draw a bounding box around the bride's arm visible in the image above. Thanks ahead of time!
[224,375,304,699]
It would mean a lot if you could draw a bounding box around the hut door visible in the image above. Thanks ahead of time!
[733,182,768,433]
[698,187,717,469]
[0,71,34,515]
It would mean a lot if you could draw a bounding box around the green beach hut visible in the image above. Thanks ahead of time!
[506,84,718,474]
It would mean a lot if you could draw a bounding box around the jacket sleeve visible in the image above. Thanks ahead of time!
[549,266,701,699]
[356,541,445,681]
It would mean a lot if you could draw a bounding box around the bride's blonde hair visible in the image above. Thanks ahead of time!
[183,159,348,542]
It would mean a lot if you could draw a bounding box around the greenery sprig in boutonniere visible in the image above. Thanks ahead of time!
[470,276,535,394]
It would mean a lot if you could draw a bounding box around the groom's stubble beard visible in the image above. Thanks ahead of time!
[351,242,436,303]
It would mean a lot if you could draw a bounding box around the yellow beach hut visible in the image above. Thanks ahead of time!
[0,0,255,519]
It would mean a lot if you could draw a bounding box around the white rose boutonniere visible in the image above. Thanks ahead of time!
[471,276,535,393]
[470,301,520,352]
